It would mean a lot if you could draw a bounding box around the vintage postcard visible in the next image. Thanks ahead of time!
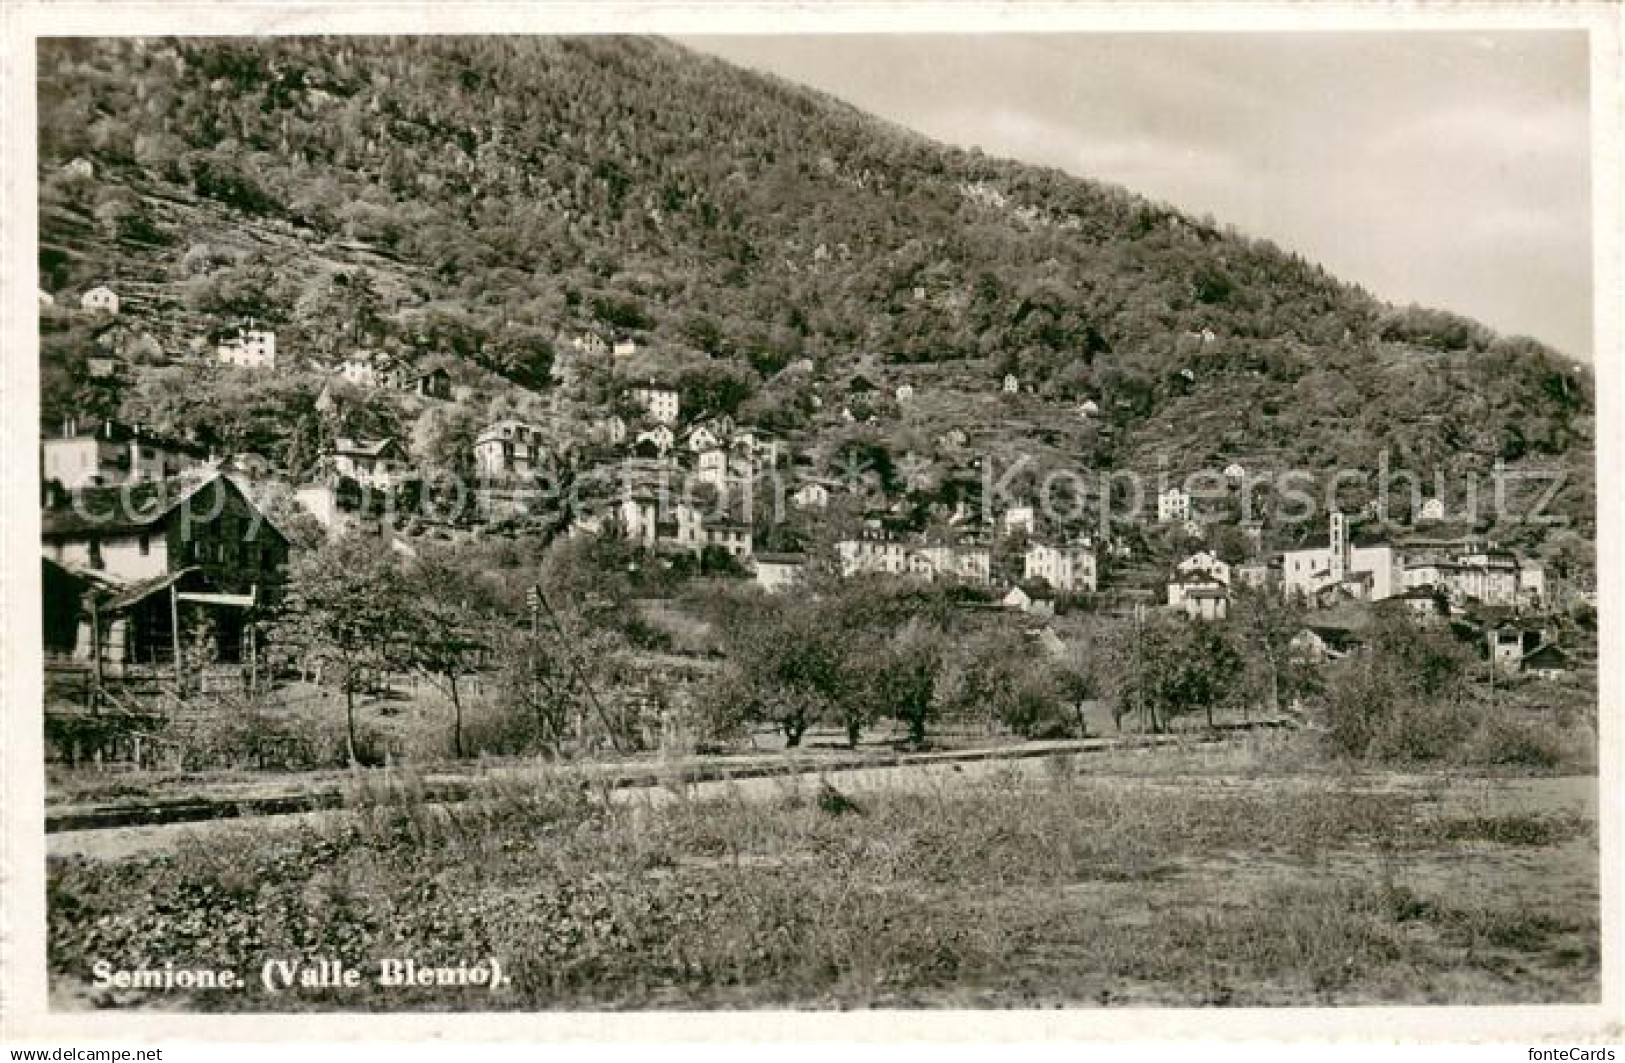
[1,0,1619,1048]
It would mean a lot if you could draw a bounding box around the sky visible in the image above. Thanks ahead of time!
[681,33,1593,361]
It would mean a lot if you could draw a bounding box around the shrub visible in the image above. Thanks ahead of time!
[1370,699,1476,763]
[1471,716,1567,770]
[162,695,357,771]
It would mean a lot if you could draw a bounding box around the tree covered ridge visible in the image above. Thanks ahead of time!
[37,35,1593,530]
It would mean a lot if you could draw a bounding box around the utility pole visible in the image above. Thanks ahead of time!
[169,582,184,696]
[89,597,103,715]
[243,584,259,698]
[533,583,624,753]
[526,584,542,742]
[1134,601,1148,734]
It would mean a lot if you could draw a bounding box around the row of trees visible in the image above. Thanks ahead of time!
[698,581,1101,749]
[694,576,1314,750]
[258,520,1524,768]
[265,533,654,764]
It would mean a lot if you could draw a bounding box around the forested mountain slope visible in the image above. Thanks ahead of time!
[36,35,1594,538]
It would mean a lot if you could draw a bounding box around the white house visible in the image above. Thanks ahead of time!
[1290,626,1361,663]
[895,384,915,403]
[39,289,55,308]
[338,352,383,388]
[753,553,808,594]
[1451,548,1524,606]
[1488,627,1529,674]
[949,546,992,585]
[702,519,753,560]
[792,480,832,509]
[294,482,350,537]
[41,419,205,489]
[1002,373,1020,394]
[1180,584,1228,621]
[1157,487,1191,523]
[1519,561,1547,605]
[685,425,721,453]
[905,545,992,585]
[696,447,730,488]
[598,415,628,445]
[80,286,120,315]
[571,332,609,356]
[1419,498,1446,522]
[217,327,277,370]
[1002,506,1037,536]
[630,384,680,425]
[836,535,909,576]
[473,419,548,479]
[1002,585,1054,616]
[333,437,409,490]
[612,337,638,357]
[731,428,780,470]
[619,494,663,548]
[634,425,675,455]
[1078,399,1100,418]
[1176,550,1231,586]
[1223,462,1247,485]
[1024,542,1098,593]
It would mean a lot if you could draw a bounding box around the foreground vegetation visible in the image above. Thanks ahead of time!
[49,734,1598,1009]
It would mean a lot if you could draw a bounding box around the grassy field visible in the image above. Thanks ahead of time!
[48,733,1598,1010]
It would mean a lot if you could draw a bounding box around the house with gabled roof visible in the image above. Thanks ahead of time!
[792,477,835,510]
[332,436,410,490]
[634,424,675,456]
[684,424,722,454]
[41,471,289,674]
[473,419,548,480]
[1520,643,1570,679]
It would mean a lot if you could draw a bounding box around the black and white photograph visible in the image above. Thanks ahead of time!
[2,1,1619,1040]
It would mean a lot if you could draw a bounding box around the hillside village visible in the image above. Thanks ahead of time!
[40,272,1594,749]
[35,35,1597,768]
